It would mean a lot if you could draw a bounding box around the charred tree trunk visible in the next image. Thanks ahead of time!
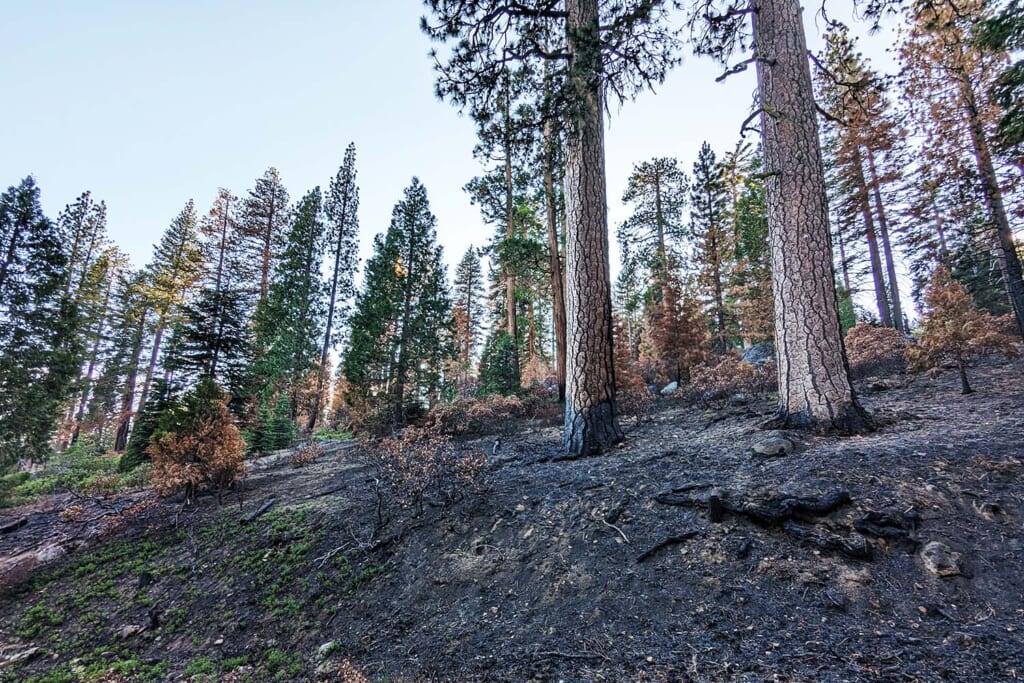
[865,150,904,332]
[753,0,870,433]
[562,0,623,455]
[543,115,568,402]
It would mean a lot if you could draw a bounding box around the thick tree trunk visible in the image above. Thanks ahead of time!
[543,116,568,402]
[562,0,623,455]
[865,150,904,332]
[959,76,1024,339]
[852,147,893,327]
[753,0,870,433]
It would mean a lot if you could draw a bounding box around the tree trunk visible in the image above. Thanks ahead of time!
[309,190,352,432]
[957,355,973,394]
[835,216,852,294]
[959,75,1024,339]
[503,83,521,380]
[543,115,568,402]
[865,149,905,332]
[114,310,148,451]
[753,0,870,433]
[852,147,893,327]
[135,313,167,423]
[562,0,623,455]
[71,272,115,444]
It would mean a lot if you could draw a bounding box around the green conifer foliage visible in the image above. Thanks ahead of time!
[344,179,455,429]
[478,331,521,395]
[0,177,81,465]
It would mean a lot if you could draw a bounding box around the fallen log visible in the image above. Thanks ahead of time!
[653,486,871,560]
[0,517,28,534]
[240,498,276,525]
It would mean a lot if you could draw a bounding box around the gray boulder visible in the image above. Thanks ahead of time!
[740,341,775,367]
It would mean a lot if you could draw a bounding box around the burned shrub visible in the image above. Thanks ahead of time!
[844,324,907,379]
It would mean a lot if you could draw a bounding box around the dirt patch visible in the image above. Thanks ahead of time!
[1,358,1023,681]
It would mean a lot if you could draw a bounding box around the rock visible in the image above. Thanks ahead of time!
[317,641,339,659]
[118,624,144,639]
[740,341,775,367]
[35,543,66,564]
[751,433,794,458]
[660,381,678,396]
[920,541,961,577]
[728,393,749,407]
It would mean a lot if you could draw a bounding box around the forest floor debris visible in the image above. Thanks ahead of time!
[0,354,1022,681]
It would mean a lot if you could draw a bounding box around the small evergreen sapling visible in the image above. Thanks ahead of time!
[908,267,1019,394]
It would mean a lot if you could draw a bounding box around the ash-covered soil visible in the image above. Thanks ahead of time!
[1,356,1022,682]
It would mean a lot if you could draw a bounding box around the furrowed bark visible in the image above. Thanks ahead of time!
[562,0,623,455]
[753,0,871,433]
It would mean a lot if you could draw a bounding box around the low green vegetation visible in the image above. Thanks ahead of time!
[0,502,386,682]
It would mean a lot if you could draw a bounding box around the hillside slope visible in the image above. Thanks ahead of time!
[1,356,1023,682]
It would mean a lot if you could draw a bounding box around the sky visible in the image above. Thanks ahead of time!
[1,1,898,296]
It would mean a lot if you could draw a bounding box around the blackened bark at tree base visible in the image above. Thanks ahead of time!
[762,401,872,434]
[564,399,622,456]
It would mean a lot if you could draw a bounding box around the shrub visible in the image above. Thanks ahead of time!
[370,426,487,521]
[423,394,528,437]
[618,385,654,426]
[844,324,907,379]
[907,266,1019,394]
[148,379,245,503]
[289,442,323,468]
[682,356,777,407]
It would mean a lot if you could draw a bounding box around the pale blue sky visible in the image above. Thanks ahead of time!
[1,1,893,285]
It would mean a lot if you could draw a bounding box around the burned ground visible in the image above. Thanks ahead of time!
[1,356,1022,682]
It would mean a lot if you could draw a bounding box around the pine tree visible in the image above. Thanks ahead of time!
[344,179,454,428]
[148,378,245,503]
[249,188,327,433]
[817,25,905,331]
[645,270,708,385]
[478,331,521,395]
[68,247,130,445]
[689,142,734,353]
[618,157,689,280]
[424,0,681,454]
[691,0,870,431]
[135,201,204,422]
[239,167,291,306]
[899,0,1024,338]
[311,143,360,431]
[57,191,108,298]
[452,246,486,383]
[174,189,252,394]
[0,178,82,465]
[728,154,774,346]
